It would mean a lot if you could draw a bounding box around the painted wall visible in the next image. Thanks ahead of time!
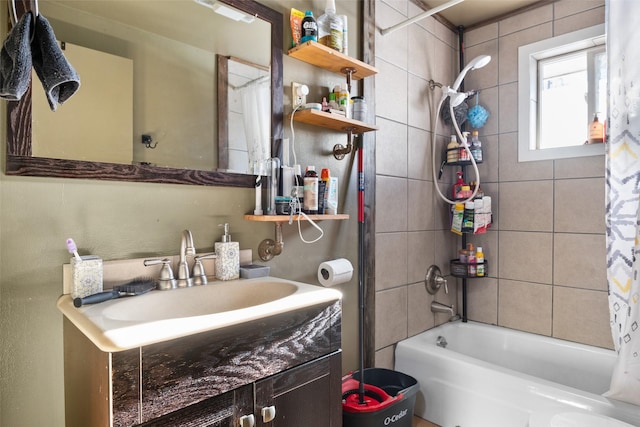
[0,1,361,425]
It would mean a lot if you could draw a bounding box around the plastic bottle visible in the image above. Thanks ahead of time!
[467,243,476,276]
[470,130,482,162]
[319,168,330,215]
[476,247,485,277]
[458,185,472,200]
[459,131,470,161]
[588,113,604,144]
[451,203,464,235]
[303,166,318,214]
[452,171,466,200]
[447,135,459,163]
[317,0,343,52]
[337,84,350,117]
[293,164,304,208]
[340,14,348,55]
[461,201,475,234]
[300,10,318,43]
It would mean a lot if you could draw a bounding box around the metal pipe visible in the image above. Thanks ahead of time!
[380,0,464,36]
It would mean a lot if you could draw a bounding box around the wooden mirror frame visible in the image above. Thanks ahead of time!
[5,0,283,187]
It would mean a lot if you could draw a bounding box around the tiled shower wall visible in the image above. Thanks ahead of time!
[374,0,611,368]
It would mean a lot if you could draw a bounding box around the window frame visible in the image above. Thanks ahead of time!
[518,24,606,162]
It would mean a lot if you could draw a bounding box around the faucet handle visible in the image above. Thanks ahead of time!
[192,253,217,286]
[144,258,177,290]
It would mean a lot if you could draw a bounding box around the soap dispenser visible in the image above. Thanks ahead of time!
[215,223,239,281]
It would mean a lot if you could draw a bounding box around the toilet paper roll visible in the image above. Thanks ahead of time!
[318,258,353,287]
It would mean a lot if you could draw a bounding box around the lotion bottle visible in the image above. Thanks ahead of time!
[215,223,239,281]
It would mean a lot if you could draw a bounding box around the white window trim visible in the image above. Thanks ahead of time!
[518,24,606,162]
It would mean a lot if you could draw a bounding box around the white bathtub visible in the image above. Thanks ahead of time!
[394,321,640,427]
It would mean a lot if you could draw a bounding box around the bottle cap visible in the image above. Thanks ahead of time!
[321,168,330,179]
[477,247,483,253]
[304,10,313,16]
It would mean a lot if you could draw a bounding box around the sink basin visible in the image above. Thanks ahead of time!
[57,276,341,352]
[101,280,298,322]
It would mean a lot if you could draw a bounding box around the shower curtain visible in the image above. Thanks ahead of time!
[605,0,640,406]
[240,79,271,174]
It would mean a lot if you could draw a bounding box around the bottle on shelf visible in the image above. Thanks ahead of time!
[451,203,464,235]
[588,113,604,144]
[470,130,482,162]
[447,135,459,163]
[317,0,343,52]
[300,10,318,43]
[461,201,475,234]
[476,247,485,277]
[459,131,470,162]
[467,243,476,276]
[303,166,319,214]
[452,171,466,200]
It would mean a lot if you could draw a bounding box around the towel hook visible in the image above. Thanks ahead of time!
[9,0,39,26]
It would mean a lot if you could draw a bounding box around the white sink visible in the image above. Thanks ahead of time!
[57,276,341,352]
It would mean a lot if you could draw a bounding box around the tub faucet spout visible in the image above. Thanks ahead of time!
[177,229,195,287]
[431,301,455,318]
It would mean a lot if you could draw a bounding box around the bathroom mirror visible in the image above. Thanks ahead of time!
[5,0,283,187]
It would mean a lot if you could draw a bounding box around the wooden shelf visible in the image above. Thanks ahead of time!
[244,214,349,222]
[292,109,378,134]
[288,41,378,80]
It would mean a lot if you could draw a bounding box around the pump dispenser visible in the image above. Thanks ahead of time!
[215,223,239,281]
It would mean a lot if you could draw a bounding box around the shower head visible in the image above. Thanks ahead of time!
[451,55,491,91]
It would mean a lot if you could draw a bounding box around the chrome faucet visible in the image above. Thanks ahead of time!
[431,301,456,318]
[177,229,195,287]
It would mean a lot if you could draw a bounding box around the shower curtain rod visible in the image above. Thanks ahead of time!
[380,0,464,36]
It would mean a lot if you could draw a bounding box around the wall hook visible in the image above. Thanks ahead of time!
[141,134,158,149]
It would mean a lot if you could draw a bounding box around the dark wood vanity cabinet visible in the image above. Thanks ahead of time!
[63,300,342,427]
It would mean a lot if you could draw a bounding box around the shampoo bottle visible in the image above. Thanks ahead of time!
[303,166,319,214]
[476,247,485,277]
[215,223,239,281]
[447,135,459,163]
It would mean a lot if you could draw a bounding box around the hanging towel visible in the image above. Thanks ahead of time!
[31,14,80,111]
[0,12,33,101]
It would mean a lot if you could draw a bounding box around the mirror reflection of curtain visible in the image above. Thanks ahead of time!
[240,78,271,174]
[605,0,640,406]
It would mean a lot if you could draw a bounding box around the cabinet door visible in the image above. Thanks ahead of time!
[255,351,342,427]
[137,384,253,427]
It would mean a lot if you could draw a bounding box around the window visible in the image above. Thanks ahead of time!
[518,24,606,162]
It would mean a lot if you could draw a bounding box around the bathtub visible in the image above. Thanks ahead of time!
[394,321,640,427]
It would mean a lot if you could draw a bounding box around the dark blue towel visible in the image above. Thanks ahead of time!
[0,12,33,101]
[31,14,80,111]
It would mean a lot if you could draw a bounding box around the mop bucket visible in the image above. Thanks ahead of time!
[342,368,419,427]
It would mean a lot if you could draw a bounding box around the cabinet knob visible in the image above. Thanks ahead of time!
[261,405,276,422]
[239,414,255,427]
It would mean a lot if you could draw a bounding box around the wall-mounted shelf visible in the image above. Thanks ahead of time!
[292,109,378,134]
[244,214,349,261]
[288,41,378,80]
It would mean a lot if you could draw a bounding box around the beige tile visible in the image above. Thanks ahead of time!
[374,345,395,370]
[375,175,407,232]
[466,277,498,325]
[554,178,605,234]
[465,23,498,47]
[408,127,432,181]
[553,286,613,349]
[408,231,436,284]
[499,231,553,284]
[554,154,605,179]
[432,38,456,92]
[499,180,553,232]
[375,1,408,70]
[554,6,605,36]
[434,230,459,276]
[375,232,408,290]
[408,180,434,231]
[498,82,518,133]
[376,118,408,178]
[499,4,553,37]
[498,23,552,84]
[499,132,554,182]
[408,74,431,131]
[408,281,436,336]
[375,287,408,349]
[554,0,605,19]
[553,233,606,291]
[408,24,435,81]
[433,193,453,231]
[375,58,408,124]
[475,134,499,184]
[434,19,456,49]
[408,2,436,34]
[464,39,499,91]
[498,279,552,336]
[481,182,499,231]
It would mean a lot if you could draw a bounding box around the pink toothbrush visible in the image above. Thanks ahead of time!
[66,238,82,262]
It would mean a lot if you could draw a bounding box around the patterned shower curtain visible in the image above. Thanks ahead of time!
[605,0,640,406]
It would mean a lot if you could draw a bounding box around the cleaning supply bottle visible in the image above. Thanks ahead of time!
[588,113,604,144]
[215,223,239,281]
[447,135,459,163]
[451,203,464,235]
[470,130,482,162]
[452,171,466,200]
[303,166,319,214]
[300,10,318,43]
[317,0,343,52]
[476,247,485,277]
